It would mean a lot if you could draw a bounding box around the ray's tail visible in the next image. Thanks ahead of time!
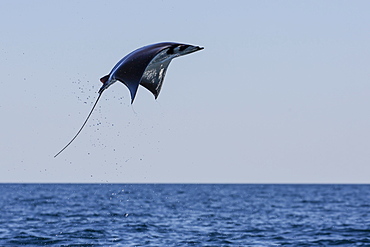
[54,93,102,158]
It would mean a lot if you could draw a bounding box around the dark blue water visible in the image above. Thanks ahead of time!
[1,184,370,246]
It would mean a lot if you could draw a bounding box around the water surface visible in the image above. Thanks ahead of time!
[1,184,369,246]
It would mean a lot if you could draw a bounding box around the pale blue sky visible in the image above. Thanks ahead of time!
[1,1,370,183]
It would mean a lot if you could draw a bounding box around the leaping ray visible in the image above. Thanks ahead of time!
[54,42,204,157]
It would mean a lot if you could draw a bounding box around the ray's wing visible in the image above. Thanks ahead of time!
[140,49,175,99]
[139,44,204,99]
[140,60,171,99]
[111,43,179,103]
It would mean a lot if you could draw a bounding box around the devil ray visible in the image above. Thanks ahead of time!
[54,42,204,157]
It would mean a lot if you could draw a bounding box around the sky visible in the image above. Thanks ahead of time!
[1,1,370,183]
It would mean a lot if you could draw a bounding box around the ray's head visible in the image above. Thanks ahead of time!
[167,44,204,56]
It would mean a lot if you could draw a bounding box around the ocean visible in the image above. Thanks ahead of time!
[0,184,369,246]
